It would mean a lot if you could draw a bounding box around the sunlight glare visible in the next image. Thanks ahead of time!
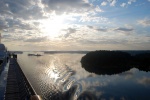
[39,15,65,38]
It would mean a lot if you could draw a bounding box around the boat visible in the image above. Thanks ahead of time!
[35,54,42,56]
[28,54,35,56]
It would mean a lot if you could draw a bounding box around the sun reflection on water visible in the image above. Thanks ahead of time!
[46,64,60,82]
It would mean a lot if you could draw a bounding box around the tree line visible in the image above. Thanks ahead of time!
[81,50,150,75]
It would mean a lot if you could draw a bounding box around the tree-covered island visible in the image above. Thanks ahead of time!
[81,50,150,75]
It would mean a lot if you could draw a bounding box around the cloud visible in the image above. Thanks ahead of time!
[87,25,108,32]
[115,27,134,32]
[80,15,108,23]
[107,0,117,6]
[0,0,46,20]
[0,0,104,35]
[119,71,134,76]
[4,17,36,31]
[87,25,94,29]
[41,0,92,14]
[114,27,134,35]
[148,0,150,2]
[106,0,136,7]
[63,28,77,38]
[0,19,8,30]
[0,1,11,15]
[4,0,30,13]
[17,23,34,30]
[20,6,46,20]
[58,25,148,50]
[24,36,48,42]
[120,3,126,7]
[138,77,150,86]
[79,39,128,45]
[104,0,136,7]
[2,33,25,42]
[95,5,103,12]
[110,0,117,6]
[80,79,108,90]
[138,19,150,27]
[0,0,149,51]
[128,0,136,5]
[67,28,77,33]
[96,28,108,32]
[87,26,134,35]
[0,0,45,40]
[101,1,107,6]
[119,71,135,79]
[86,27,142,46]
[2,34,12,40]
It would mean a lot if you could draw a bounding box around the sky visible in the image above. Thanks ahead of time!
[0,0,150,51]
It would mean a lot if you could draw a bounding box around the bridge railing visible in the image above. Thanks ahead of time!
[5,54,42,100]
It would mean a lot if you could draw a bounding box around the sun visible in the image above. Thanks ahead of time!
[39,15,65,38]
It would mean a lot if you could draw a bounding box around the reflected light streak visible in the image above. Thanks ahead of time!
[46,64,60,82]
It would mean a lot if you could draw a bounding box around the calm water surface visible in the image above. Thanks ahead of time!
[17,52,150,100]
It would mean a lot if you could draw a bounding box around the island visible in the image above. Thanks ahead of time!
[81,50,150,75]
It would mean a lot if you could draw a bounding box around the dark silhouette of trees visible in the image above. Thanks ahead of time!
[133,53,150,72]
[81,50,150,75]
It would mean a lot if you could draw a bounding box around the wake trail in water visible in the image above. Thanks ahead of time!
[36,56,82,100]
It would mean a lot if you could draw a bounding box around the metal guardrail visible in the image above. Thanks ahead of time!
[5,55,42,100]
[14,59,36,96]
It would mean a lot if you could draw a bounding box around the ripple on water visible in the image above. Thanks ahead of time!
[33,56,80,100]
[18,54,85,100]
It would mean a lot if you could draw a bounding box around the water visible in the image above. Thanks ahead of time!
[17,52,150,100]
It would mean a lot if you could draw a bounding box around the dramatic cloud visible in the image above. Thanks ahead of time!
[41,0,93,14]
[1,0,49,21]
[138,19,150,27]
[1,0,37,19]
[0,0,150,50]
